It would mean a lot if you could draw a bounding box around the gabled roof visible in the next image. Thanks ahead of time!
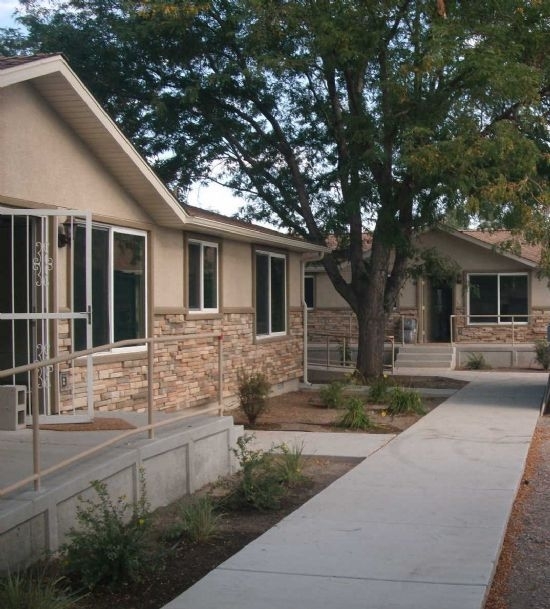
[458,229,541,265]
[0,54,327,254]
[454,229,540,267]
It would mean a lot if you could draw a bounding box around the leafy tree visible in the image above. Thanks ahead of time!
[3,0,549,377]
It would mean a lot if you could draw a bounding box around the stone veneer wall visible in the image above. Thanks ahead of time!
[309,306,550,345]
[308,309,409,343]
[57,310,304,414]
[452,307,550,343]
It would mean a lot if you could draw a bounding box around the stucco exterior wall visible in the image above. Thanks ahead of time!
[0,82,152,225]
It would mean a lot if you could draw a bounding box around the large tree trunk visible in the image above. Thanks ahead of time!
[355,270,389,379]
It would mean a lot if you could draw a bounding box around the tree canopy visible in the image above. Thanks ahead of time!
[3,0,549,376]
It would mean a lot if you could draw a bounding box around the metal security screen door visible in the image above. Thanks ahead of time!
[0,207,93,423]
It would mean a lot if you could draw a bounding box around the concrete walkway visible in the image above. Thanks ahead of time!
[163,372,545,609]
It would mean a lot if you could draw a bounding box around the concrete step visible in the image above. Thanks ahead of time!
[395,344,454,369]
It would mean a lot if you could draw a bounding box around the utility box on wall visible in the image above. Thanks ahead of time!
[0,385,27,431]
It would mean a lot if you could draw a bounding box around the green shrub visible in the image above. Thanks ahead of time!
[226,435,285,511]
[0,570,79,609]
[534,339,550,370]
[367,375,394,403]
[62,472,151,590]
[319,381,346,409]
[178,496,221,543]
[276,441,307,487]
[387,387,425,416]
[238,370,270,424]
[338,397,372,430]
[465,352,490,370]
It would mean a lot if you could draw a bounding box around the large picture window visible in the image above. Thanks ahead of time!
[256,252,286,336]
[188,240,218,312]
[468,273,528,324]
[74,226,147,350]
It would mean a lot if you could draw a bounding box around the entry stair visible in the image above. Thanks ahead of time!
[395,343,455,369]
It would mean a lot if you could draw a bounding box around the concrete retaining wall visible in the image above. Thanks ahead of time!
[0,416,243,573]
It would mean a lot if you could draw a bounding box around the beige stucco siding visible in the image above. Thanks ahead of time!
[416,231,528,273]
[154,228,185,309]
[288,252,302,308]
[314,267,350,308]
[222,240,253,309]
[1,82,151,225]
[532,275,550,308]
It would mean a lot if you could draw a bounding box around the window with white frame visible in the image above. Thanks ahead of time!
[188,240,218,312]
[468,273,528,324]
[256,251,286,336]
[304,274,315,309]
[73,225,147,350]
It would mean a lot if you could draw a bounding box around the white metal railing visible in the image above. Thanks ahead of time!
[450,314,545,347]
[0,332,224,497]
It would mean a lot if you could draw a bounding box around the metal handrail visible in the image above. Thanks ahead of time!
[307,332,395,374]
[0,332,224,497]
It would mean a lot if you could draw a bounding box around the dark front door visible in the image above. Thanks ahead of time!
[429,283,452,342]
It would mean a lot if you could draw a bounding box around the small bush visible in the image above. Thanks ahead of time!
[62,471,151,589]
[465,352,490,370]
[338,397,372,430]
[367,375,394,403]
[0,570,79,609]
[387,387,425,416]
[238,370,270,424]
[226,435,285,511]
[534,339,550,370]
[178,496,221,543]
[319,381,346,409]
[276,441,307,487]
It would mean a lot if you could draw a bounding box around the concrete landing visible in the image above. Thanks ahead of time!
[163,372,544,609]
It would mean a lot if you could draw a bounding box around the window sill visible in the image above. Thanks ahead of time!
[255,333,290,344]
[75,347,147,366]
[186,312,223,320]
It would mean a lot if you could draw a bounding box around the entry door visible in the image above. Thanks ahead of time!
[429,282,453,342]
[0,207,93,422]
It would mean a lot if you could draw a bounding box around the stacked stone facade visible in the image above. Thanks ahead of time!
[57,310,304,414]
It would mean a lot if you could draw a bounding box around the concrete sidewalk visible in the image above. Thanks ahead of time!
[163,372,545,609]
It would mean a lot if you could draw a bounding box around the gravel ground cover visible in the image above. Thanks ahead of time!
[485,415,550,609]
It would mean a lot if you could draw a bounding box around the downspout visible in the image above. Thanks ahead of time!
[301,251,325,385]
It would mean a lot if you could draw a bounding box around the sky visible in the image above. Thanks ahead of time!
[0,0,246,218]
[0,0,18,27]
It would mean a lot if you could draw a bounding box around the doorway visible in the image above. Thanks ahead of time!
[0,207,93,422]
[428,282,453,342]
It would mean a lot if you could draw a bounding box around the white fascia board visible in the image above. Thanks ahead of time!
[186,216,328,254]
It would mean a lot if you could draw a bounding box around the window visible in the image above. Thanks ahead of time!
[304,275,315,309]
[256,252,286,336]
[188,240,218,311]
[468,273,528,324]
[74,226,147,350]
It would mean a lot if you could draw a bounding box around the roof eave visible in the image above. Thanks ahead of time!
[185,216,328,253]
